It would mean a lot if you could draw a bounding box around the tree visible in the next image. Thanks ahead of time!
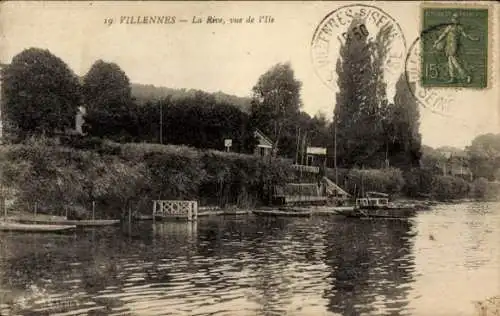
[82,60,136,141]
[333,18,392,168]
[386,75,422,169]
[466,133,500,180]
[250,62,302,158]
[1,48,81,139]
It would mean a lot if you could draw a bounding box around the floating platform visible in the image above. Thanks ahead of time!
[311,206,356,216]
[198,210,251,217]
[0,222,76,233]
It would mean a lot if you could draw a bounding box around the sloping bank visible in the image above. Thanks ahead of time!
[326,167,499,201]
[1,138,497,220]
[0,138,293,219]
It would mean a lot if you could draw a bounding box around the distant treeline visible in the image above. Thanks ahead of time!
[131,83,252,113]
[1,48,331,159]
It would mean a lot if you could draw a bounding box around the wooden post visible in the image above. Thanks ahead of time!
[34,202,38,218]
[193,201,198,220]
[2,197,6,221]
[153,200,156,223]
[128,206,132,225]
[92,201,95,220]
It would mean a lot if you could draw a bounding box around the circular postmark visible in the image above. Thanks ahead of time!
[404,23,461,118]
[311,4,407,91]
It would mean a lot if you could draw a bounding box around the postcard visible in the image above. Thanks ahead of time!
[0,1,498,316]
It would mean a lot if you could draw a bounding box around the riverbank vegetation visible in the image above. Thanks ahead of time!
[1,43,499,220]
[0,137,293,219]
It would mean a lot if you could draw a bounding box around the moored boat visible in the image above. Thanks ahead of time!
[340,192,417,219]
[252,208,312,217]
[0,222,76,233]
[17,218,121,227]
[340,208,416,219]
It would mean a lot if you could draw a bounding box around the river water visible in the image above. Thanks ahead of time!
[0,202,498,316]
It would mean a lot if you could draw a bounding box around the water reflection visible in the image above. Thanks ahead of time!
[324,218,416,316]
[0,203,498,315]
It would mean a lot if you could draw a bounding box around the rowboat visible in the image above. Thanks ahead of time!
[311,206,356,216]
[0,222,76,233]
[17,218,121,227]
[340,208,417,219]
[133,214,154,221]
[252,209,312,217]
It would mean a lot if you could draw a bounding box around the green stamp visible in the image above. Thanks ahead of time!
[421,7,488,88]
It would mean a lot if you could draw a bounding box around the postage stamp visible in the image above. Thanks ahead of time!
[420,6,489,88]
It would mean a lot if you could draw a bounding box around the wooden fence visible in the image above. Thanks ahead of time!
[152,200,198,221]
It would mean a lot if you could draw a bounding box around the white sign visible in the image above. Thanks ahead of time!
[224,139,232,147]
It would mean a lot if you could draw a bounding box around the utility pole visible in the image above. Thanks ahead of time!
[159,101,163,144]
[334,117,338,185]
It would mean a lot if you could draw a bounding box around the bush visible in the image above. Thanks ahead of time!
[343,168,405,197]
[470,177,500,200]
[402,168,434,197]
[1,138,295,218]
[430,175,469,201]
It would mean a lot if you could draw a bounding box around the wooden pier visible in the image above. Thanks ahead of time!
[152,200,198,221]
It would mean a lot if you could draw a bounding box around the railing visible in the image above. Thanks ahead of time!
[152,200,198,221]
[291,164,319,174]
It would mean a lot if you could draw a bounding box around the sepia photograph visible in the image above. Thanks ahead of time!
[0,1,499,315]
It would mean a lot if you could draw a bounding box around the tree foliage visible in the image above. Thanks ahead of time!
[82,60,135,141]
[250,62,302,157]
[130,92,257,153]
[1,48,81,139]
[333,18,391,168]
[386,75,422,169]
[466,133,500,180]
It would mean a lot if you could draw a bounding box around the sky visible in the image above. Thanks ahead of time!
[0,1,498,148]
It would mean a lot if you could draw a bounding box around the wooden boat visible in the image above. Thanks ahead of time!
[340,208,416,219]
[356,192,418,211]
[17,218,121,227]
[198,210,251,217]
[339,192,418,219]
[252,208,312,217]
[0,222,76,233]
[133,214,154,221]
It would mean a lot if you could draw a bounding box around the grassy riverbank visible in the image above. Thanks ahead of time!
[1,137,498,219]
[0,137,293,219]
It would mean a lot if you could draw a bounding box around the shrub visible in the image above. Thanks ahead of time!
[2,138,295,217]
[430,175,469,201]
[343,168,405,196]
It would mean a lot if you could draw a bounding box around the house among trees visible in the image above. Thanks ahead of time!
[441,150,473,180]
[305,147,327,167]
[253,129,273,157]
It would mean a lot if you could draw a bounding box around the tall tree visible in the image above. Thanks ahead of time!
[82,60,135,141]
[334,18,385,167]
[250,62,302,158]
[386,75,422,169]
[1,48,81,139]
